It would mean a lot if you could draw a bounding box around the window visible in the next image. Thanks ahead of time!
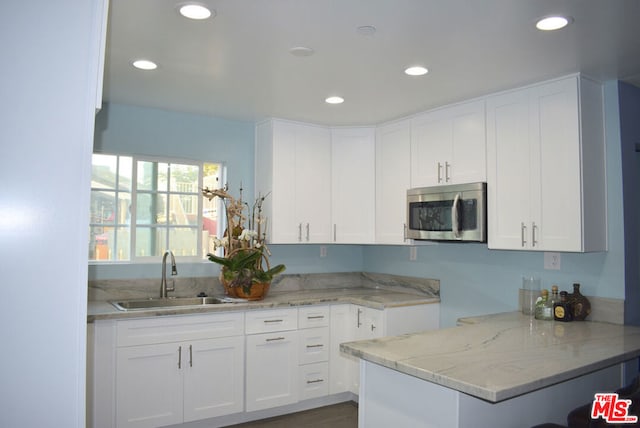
[89,154,223,262]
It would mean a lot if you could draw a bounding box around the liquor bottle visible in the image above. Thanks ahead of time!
[568,283,591,321]
[549,285,560,308]
[554,291,574,322]
[534,288,553,320]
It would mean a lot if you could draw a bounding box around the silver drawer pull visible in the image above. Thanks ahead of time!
[306,344,324,349]
[266,336,285,342]
[178,346,182,369]
[263,319,283,323]
[307,379,324,384]
[307,315,324,320]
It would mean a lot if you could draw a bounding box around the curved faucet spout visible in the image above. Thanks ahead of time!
[160,250,177,298]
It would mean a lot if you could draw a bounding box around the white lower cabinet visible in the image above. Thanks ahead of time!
[298,306,330,400]
[89,302,439,427]
[330,303,440,395]
[116,336,244,428]
[245,308,299,412]
[104,312,245,428]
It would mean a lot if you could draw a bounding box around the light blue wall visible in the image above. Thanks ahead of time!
[92,82,627,329]
[362,81,626,327]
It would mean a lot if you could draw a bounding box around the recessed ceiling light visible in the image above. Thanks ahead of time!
[178,3,213,20]
[325,96,344,105]
[289,46,315,57]
[356,25,377,36]
[535,15,572,31]
[405,66,429,76]
[132,59,158,70]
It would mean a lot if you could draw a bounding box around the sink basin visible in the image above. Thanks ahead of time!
[110,296,229,311]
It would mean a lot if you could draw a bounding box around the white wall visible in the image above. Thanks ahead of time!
[0,1,102,426]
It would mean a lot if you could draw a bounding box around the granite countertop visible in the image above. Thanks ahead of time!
[340,311,640,403]
[87,287,440,322]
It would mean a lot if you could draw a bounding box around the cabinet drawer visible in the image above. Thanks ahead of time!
[299,362,329,400]
[117,312,245,347]
[298,306,330,329]
[299,327,329,365]
[245,308,298,334]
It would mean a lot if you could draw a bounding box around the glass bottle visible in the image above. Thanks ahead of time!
[542,289,555,320]
[549,285,560,309]
[568,283,591,321]
[535,289,550,320]
[554,291,574,322]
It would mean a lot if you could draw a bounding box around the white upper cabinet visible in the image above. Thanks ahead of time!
[410,100,486,187]
[486,75,606,252]
[331,127,375,243]
[375,120,411,244]
[256,119,332,243]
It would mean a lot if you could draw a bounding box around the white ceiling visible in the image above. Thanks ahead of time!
[104,0,640,126]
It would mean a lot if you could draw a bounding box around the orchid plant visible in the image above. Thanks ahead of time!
[202,184,285,294]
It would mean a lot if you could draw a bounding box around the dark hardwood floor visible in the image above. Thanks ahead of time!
[225,402,358,428]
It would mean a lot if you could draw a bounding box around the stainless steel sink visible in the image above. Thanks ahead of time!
[110,296,229,311]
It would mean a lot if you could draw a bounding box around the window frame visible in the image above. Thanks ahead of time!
[89,152,224,264]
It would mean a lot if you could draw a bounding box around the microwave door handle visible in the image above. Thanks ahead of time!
[452,193,461,239]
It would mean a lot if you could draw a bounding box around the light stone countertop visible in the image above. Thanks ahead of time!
[340,311,640,403]
[87,287,440,322]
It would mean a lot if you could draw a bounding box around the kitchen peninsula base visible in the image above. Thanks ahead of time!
[358,360,622,428]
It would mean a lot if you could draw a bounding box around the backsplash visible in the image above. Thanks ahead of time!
[88,272,440,302]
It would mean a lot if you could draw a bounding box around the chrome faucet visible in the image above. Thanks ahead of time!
[160,250,177,298]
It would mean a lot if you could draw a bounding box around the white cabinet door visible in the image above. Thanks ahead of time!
[487,75,606,252]
[246,330,299,412]
[411,110,451,187]
[410,100,485,187]
[329,304,357,395]
[257,120,331,243]
[486,88,532,249]
[533,79,583,251]
[295,124,332,243]
[375,120,411,244]
[116,343,183,428]
[183,337,244,422]
[331,127,375,243]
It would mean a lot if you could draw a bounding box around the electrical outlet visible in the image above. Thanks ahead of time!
[320,246,327,258]
[544,252,561,270]
[409,246,417,261]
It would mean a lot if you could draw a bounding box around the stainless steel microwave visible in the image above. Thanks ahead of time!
[406,182,487,242]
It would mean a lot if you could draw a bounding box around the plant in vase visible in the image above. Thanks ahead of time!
[202,184,285,300]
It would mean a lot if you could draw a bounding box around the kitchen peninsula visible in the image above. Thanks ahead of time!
[341,312,640,428]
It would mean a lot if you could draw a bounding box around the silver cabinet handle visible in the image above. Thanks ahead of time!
[306,223,310,242]
[265,336,285,342]
[403,223,407,242]
[263,319,283,323]
[189,344,193,368]
[298,223,302,242]
[445,162,451,182]
[307,315,324,320]
[371,324,376,332]
[357,308,363,328]
[437,162,443,183]
[521,222,527,247]
[532,222,538,247]
[307,379,324,384]
[306,344,324,349]
[333,224,337,242]
[178,346,182,369]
